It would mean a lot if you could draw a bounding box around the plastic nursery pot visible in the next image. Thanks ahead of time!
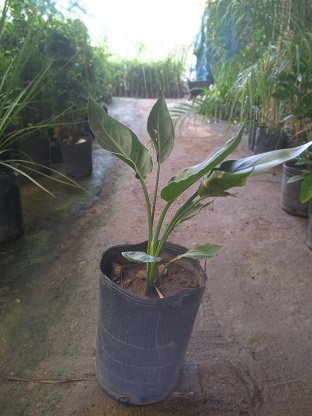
[95,241,208,405]
[60,136,92,177]
[247,122,257,151]
[16,136,51,177]
[0,169,23,242]
[50,138,63,163]
[253,125,286,154]
[307,201,312,250]
[280,161,309,218]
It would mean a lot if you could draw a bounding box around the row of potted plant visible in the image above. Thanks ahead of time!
[0,0,109,242]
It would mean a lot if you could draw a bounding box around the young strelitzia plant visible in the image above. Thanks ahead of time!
[88,93,312,296]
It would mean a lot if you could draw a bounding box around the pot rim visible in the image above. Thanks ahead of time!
[99,240,208,304]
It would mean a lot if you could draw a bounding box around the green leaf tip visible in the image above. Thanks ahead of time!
[180,244,222,259]
[122,251,162,263]
[88,96,153,180]
[147,92,175,164]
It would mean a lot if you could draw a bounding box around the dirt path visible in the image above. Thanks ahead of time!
[0,98,312,416]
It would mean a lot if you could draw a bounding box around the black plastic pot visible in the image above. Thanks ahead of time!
[50,139,63,163]
[247,122,257,151]
[96,241,208,405]
[60,136,92,177]
[253,125,285,154]
[281,161,309,218]
[307,201,312,250]
[0,169,23,242]
[16,136,51,177]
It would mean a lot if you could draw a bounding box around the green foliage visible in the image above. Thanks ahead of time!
[270,29,312,144]
[111,55,186,99]
[290,151,312,203]
[89,92,312,295]
[0,0,114,134]
[0,0,112,194]
[183,0,312,131]
[92,45,114,103]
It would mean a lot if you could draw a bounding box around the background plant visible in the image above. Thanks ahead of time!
[111,53,187,99]
[175,0,312,130]
[0,0,112,193]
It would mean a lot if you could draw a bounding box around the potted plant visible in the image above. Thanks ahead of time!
[0,0,51,241]
[298,155,312,249]
[228,49,286,154]
[272,33,312,218]
[0,0,87,242]
[284,134,312,248]
[88,92,312,405]
[57,122,93,177]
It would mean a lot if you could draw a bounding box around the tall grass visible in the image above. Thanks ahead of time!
[111,54,187,99]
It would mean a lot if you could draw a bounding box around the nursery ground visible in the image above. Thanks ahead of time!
[0,98,311,416]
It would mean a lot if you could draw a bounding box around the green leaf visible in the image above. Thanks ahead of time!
[122,251,162,263]
[88,97,153,180]
[147,92,175,163]
[161,124,245,202]
[174,200,212,227]
[287,174,304,183]
[271,89,291,100]
[218,141,312,176]
[198,170,252,197]
[179,244,222,259]
[300,175,312,203]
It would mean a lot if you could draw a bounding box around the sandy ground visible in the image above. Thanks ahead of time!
[0,97,312,416]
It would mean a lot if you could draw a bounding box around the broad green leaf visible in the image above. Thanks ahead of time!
[218,141,312,176]
[271,89,291,100]
[179,244,222,259]
[88,97,153,180]
[198,170,252,197]
[300,175,312,203]
[161,124,245,202]
[147,93,175,163]
[122,251,162,263]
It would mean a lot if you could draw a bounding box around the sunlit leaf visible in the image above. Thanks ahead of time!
[218,141,312,175]
[122,251,162,263]
[88,97,153,180]
[147,92,175,163]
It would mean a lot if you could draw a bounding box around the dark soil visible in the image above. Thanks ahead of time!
[0,97,312,416]
[110,261,201,298]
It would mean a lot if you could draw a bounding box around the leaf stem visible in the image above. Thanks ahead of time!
[151,161,161,225]
[155,191,199,257]
[139,178,153,251]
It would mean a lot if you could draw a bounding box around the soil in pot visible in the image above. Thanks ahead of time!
[110,257,201,298]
